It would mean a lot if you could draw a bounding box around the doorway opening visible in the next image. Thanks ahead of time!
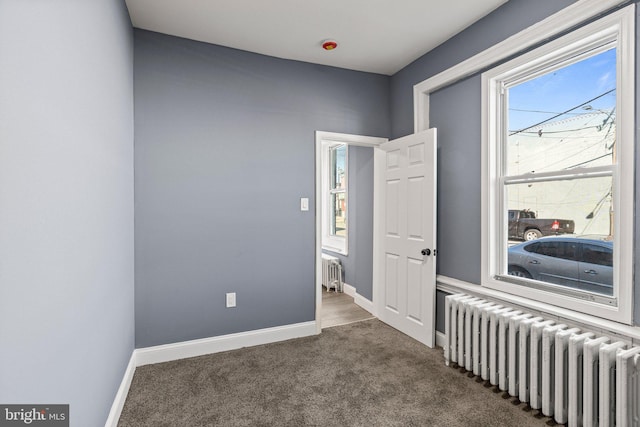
[314,132,387,332]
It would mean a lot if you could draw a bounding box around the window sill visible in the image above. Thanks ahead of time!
[321,246,347,256]
[322,235,347,256]
[436,274,640,343]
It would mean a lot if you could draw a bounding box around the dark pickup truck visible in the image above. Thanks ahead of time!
[508,209,575,241]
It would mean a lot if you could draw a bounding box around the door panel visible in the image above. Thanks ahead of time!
[524,240,580,289]
[385,254,400,312]
[386,180,400,237]
[407,257,424,322]
[577,262,613,295]
[376,129,437,347]
[407,177,424,239]
[578,243,613,295]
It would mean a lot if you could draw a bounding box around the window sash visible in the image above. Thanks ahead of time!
[329,190,346,237]
[322,142,348,254]
[500,166,614,186]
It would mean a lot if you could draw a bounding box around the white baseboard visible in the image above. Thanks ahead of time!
[135,321,318,367]
[343,283,356,297]
[329,282,373,317]
[104,352,137,427]
[435,331,446,350]
[354,293,376,317]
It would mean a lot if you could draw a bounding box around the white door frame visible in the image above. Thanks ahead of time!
[315,131,387,334]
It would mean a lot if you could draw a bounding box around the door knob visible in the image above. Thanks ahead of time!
[421,248,431,256]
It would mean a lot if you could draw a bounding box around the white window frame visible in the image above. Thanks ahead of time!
[481,8,635,324]
[321,141,348,255]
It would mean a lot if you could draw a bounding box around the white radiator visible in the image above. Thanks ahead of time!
[444,293,640,427]
[321,254,343,292]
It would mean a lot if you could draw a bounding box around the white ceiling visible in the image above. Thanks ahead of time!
[125,0,508,76]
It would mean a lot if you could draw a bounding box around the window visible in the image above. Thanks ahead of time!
[329,145,347,238]
[582,244,612,267]
[527,241,578,261]
[481,9,634,323]
[322,143,348,254]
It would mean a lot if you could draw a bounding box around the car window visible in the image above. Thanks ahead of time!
[582,244,613,267]
[527,241,578,261]
[509,211,516,220]
[524,243,539,253]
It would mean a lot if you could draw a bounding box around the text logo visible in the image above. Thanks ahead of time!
[0,405,68,427]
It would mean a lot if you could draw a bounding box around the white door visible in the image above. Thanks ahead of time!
[376,129,437,347]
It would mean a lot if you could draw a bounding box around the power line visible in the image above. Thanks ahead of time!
[509,128,614,171]
[564,152,612,169]
[536,137,612,172]
[509,108,587,115]
[510,125,603,135]
[509,88,616,136]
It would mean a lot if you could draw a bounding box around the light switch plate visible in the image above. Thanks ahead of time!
[226,292,236,308]
[300,198,309,211]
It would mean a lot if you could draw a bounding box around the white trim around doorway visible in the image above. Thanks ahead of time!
[314,131,387,334]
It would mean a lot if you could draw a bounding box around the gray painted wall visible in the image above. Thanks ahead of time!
[324,146,375,300]
[430,77,481,283]
[134,30,389,347]
[389,0,640,329]
[0,1,135,425]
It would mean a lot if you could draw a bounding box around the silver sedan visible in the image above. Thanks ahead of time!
[507,235,613,296]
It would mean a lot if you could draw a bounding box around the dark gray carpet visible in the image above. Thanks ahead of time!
[118,319,549,426]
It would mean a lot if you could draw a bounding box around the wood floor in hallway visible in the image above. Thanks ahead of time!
[321,289,374,328]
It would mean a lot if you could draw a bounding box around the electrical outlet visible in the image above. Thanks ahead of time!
[226,292,236,308]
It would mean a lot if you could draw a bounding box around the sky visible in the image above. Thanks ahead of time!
[508,48,616,132]
[505,47,617,234]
